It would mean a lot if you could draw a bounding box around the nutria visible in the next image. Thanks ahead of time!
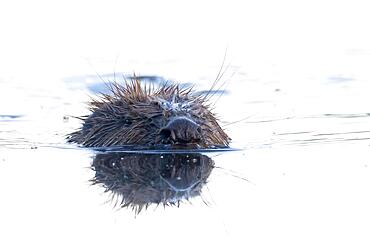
[91,152,214,214]
[67,77,230,148]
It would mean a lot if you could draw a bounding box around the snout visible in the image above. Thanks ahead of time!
[159,116,202,144]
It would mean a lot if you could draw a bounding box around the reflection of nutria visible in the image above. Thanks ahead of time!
[91,152,214,214]
[67,78,230,148]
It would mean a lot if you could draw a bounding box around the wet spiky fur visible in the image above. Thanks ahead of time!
[67,78,230,148]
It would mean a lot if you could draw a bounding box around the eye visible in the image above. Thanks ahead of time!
[151,101,160,107]
[119,117,133,126]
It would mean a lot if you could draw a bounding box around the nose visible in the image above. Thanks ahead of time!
[159,116,202,144]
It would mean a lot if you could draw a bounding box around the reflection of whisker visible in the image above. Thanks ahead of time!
[213,166,255,185]
[200,186,212,207]
[204,184,215,206]
[206,184,231,235]
[101,191,116,209]
[111,192,120,208]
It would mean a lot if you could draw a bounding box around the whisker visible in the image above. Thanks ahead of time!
[203,48,228,101]
[86,58,108,85]
[113,53,120,83]
[210,66,235,105]
[222,115,255,128]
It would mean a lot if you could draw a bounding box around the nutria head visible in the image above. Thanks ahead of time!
[67,78,230,148]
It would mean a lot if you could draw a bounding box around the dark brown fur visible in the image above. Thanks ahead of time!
[67,78,230,148]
